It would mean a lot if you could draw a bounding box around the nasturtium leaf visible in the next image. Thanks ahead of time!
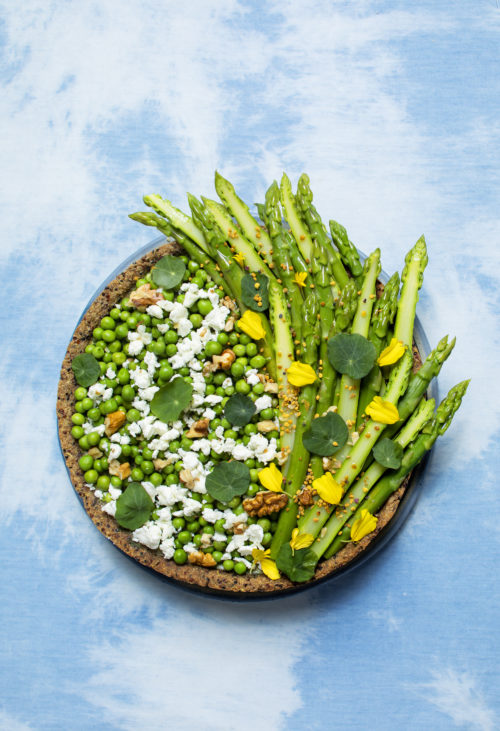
[241,273,269,312]
[115,482,154,530]
[151,255,186,290]
[302,411,348,457]
[276,543,318,583]
[205,461,250,503]
[71,352,100,387]
[372,438,403,469]
[150,378,193,423]
[327,333,377,379]
[224,393,256,427]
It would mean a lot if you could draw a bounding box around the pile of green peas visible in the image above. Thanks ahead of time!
[71,256,282,574]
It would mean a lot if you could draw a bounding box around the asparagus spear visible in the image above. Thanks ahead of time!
[394,235,428,347]
[314,396,435,558]
[357,271,400,426]
[214,171,274,267]
[280,172,315,262]
[128,212,231,298]
[329,220,364,284]
[323,380,469,558]
[385,334,456,439]
[298,350,413,539]
[142,194,210,255]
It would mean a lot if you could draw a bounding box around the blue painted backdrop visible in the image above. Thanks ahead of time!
[1,2,499,729]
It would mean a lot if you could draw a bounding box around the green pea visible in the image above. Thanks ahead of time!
[205,384,216,396]
[188,260,200,273]
[223,559,234,572]
[78,435,90,450]
[110,308,121,320]
[212,551,224,564]
[101,398,118,415]
[172,517,186,531]
[115,323,128,340]
[169,440,180,452]
[79,454,94,471]
[234,562,247,575]
[239,333,251,345]
[214,518,226,532]
[252,382,265,395]
[97,475,110,490]
[205,341,222,357]
[130,467,144,481]
[186,520,200,533]
[260,408,274,421]
[213,540,227,552]
[228,332,239,345]
[79,397,92,412]
[112,351,127,365]
[257,518,271,532]
[71,413,85,426]
[165,343,177,356]
[164,330,178,344]
[150,473,163,487]
[233,344,246,357]
[87,431,100,447]
[246,342,258,357]
[197,299,213,316]
[127,314,139,328]
[110,476,122,488]
[177,531,191,545]
[217,332,229,346]
[122,385,135,402]
[262,532,272,547]
[121,444,131,457]
[189,313,203,328]
[150,341,166,356]
[249,468,259,483]
[166,474,178,486]
[192,534,202,547]
[116,368,129,385]
[247,484,260,496]
[84,469,98,484]
[173,549,187,565]
[250,355,266,369]
[203,525,215,536]
[230,362,245,378]
[101,316,115,331]
[101,329,116,343]
[235,379,250,394]
[137,313,151,326]
[228,497,240,509]
[127,408,141,422]
[74,387,87,401]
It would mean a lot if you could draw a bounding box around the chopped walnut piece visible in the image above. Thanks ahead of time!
[202,361,217,376]
[153,458,172,471]
[224,316,236,332]
[222,296,237,312]
[179,469,195,488]
[129,283,164,309]
[88,447,103,459]
[263,380,278,394]
[257,420,276,433]
[232,522,246,535]
[108,460,131,480]
[242,491,289,517]
[212,349,236,371]
[186,418,210,439]
[297,488,314,507]
[104,410,127,437]
[187,551,217,568]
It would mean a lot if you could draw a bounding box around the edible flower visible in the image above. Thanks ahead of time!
[312,473,343,505]
[258,462,284,492]
[365,396,400,424]
[377,338,406,367]
[350,509,378,542]
[287,361,317,387]
[290,528,314,554]
[237,310,266,340]
[293,271,308,288]
[252,548,280,580]
[233,252,245,265]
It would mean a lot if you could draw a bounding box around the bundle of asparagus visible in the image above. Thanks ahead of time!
[130,172,468,584]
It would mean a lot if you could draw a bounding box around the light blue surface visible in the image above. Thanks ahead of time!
[1,2,499,729]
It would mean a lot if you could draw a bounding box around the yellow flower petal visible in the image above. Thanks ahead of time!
[293,271,308,288]
[290,528,314,552]
[252,548,269,562]
[260,558,280,580]
[258,463,284,492]
[286,361,317,387]
[238,310,266,340]
[233,252,245,265]
[377,338,406,367]
[350,509,378,542]
[365,396,400,424]
[312,473,343,505]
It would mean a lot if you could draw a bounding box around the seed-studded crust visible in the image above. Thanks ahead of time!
[57,243,422,597]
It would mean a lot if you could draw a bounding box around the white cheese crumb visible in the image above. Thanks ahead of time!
[132,522,162,550]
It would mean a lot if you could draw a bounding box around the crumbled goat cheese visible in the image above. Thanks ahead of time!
[223,511,248,530]
[254,395,273,412]
[245,369,260,386]
[157,323,169,334]
[157,485,188,506]
[108,443,121,461]
[102,501,117,517]
[146,304,164,319]
[132,522,162,550]
[160,537,175,559]
[131,368,152,389]
[139,385,159,402]
[144,350,159,375]
[232,443,253,461]
[202,305,229,332]
[202,508,225,524]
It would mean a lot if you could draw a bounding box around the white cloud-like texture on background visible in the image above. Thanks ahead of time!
[1,1,499,729]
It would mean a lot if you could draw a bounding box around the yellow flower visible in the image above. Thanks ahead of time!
[312,473,343,505]
[258,462,284,492]
[365,396,400,424]
[377,338,406,367]
[233,252,245,265]
[290,528,314,554]
[350,509,378,542]
[287,361,317,387]
[238,310,266,340]
[252,548,280,580]
[293,271,308,288]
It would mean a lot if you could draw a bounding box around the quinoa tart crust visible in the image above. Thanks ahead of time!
[57,241,426,598]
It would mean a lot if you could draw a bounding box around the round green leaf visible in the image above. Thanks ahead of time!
[224,393,256,427]
[327,333,377,379]
[372,438,403,469]
[205,461,250,504]
[302,411,348,457]
[71,352,100,387]
[150,378,193,423]
[276,543,317,583]
[241,273,269,312]
[151,255,186,290]
[115,482,154,531]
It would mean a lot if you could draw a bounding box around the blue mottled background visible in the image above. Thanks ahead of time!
[1,2,499,729]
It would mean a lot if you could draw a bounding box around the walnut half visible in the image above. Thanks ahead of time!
[242,491,289,517]
[108,460,131,480]
[187,551,217,568]
[104,410,126,437]
[186,418,210,439]
[129,283,164,309]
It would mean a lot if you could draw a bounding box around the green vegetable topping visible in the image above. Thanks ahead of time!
[205,461,251,503]
[302,412,349,456]
[275,543,317,583]
[151,254,186,290]
[150,378,193,423]
[241,273,270,312]
[71,353,100,387]
[115,482,154,530]
[224,393,256,427]
[372,438,404,469]
[327,333,377,379]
